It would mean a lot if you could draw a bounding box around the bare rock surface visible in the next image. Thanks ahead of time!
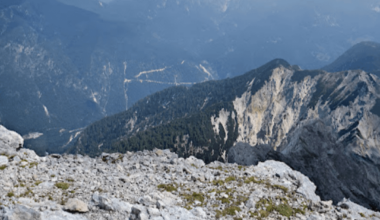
[0,125,23,156]
[1,145,380,220]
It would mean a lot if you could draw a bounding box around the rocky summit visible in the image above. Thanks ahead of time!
[1,126,380,220]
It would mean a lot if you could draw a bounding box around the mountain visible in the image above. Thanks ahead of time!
[0,0,216,155]
[2,0,380,154]
[2,0,380,155]
[1,127,379,219]
[71,59,380,209]
[323,41,380,75]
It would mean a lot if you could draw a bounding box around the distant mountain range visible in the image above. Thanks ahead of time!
[0,0,217,154]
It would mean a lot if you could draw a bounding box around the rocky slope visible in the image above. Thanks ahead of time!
[1,126,379,220]
[73,58,380,210]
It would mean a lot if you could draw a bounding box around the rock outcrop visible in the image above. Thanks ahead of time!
[229,119,380,211]
[1,140,380,219]
[0,125,23,155]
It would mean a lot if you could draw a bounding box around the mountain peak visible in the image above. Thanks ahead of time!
[261,58,291,70]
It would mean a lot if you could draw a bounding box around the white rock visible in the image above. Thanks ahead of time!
[0,155,8,166]
[191,207,207,218]
[0,205,41,220]
[64,199,89,213]
[0,125,23,150]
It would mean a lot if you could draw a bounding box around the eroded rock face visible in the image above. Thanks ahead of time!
[1,145,379,220]
[229,120,380,211]
[226,64,380,210]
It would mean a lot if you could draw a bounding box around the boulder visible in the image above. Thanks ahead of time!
[0,205,41,220]
[64,199,89,213]
[0,125,23,150]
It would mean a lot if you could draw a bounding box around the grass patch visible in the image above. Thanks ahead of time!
[275,203,293,217]
[55,182,70,190]
[157,183,177,192]
[218,197,230,204]
[222,206,241,216]
[183,192,205,205]
[35,181,42,186]
[19,189,34,197]
[7,192,14,197]
[235,195,249,204]
[225,176,236,183]
[254,198,301,218]
[212,179,225,186]
[29,162,38,169]
[0,165,7,170]
[272,184,288,193]
[244,176,263,184]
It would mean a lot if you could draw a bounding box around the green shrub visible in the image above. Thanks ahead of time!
[222,206,241,216]
[55,182,70,190]
[275,203,293,217]
[225,176,236,183]
[212,179,225,186]
[244,176,263,184]
[157,183,177,192]
[183,192,205,205]
[272,184,288,193]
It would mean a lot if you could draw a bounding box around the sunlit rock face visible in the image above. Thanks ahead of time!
[229,64,380,210]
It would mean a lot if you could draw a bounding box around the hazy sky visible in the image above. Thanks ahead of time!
[58,0,380,70]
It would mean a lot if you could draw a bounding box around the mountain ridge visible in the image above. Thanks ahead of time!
[323,41,380,74]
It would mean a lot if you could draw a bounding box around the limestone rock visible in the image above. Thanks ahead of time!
[1,143,379,219]
[64,199,89,213]
[0,156,8,166]
[0,205,41,220]
[0,125,23,150]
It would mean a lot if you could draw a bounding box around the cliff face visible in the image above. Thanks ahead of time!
[1,125,379,220]
[232,66,380,156]
[227,64,380,209]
